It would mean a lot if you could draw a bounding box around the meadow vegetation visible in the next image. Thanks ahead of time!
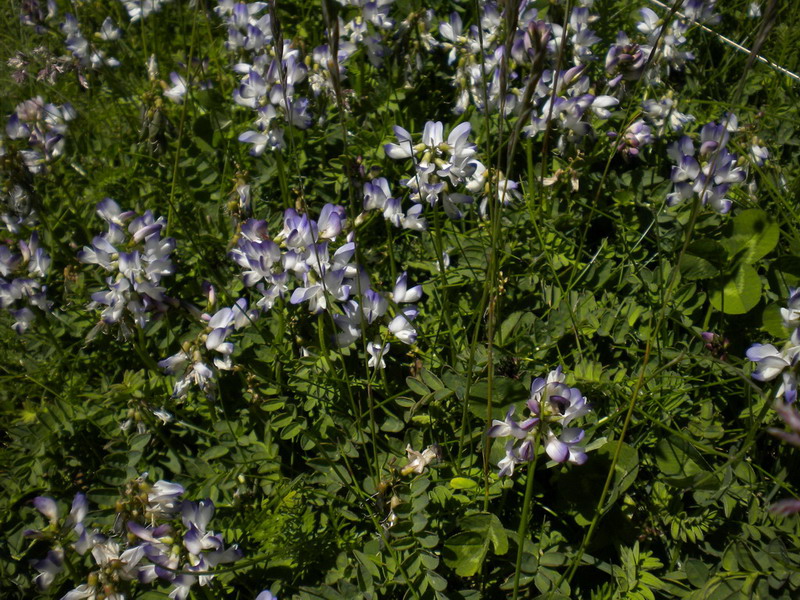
[2,0,800,598]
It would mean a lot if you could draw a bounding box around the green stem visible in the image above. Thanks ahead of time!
[274,151,292,210]
[165,3,199,236]
[512,450,538,600]
[431,207,457,367]
[135,325,160,372]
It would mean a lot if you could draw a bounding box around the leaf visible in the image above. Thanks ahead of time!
[680,239,727,280]
[468,377,528,419]
[406,377,430,396]
[449,477,478,490]
[201,445,229,461]
[443,531,485,576]
[770,255,800,290]
[420,369,444,391]
[654,436,718,489]
[685,558,709,587]
[602,441,639,508]
[498,311,525,344]
[708,264,761,315]
[129,433,151,453]
[380,414,405,432]
[443,513,508,576]
[723,208,779,264]
[762,303,789,338]
[427,570,448,592]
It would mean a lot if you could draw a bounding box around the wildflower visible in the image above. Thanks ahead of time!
[0,232,51,333]
[366,341,390,369]
[488,366,592,475]
[391,272,422,303]
[31,548,63,590]
[401,444,441,475]
[78,200,176,333]
[746,329,800,404]
[388,307,419,344]
[701,331,729,360]
[163,72,187,103]
[666,117,747,214]
[384,120,486,222]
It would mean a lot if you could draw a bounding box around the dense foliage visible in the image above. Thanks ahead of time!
[2,0,800,599]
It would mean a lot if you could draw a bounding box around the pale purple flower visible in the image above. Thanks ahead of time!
[164,72,187,103]
[32,548,63,590]
[388,307,418,344]
[366,341,390,369]
[392,272,422,303]
[489,366,593,475]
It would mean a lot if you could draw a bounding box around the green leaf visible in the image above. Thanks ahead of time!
[443,531,485,576]
[449,477,478,490]
[406,377,430,396]
[443,513,508,576]
[201,445,229,461]
[680,240,727,280]
[770,256,800,290]
[762,303,789,338]
[708,264,761,315]
[685,558,709,587]
[723,208,779,264]
[426,570,447,592]
[129,433,151,453]
[419,369,444,390]
[655,436,718,489]
[498,311,525,344]
[602,441,639,508]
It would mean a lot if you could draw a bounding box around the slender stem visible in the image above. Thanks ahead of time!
[512,449,538,600]
[274,151,292,210]
[431,207,457,366]
[165,3,199,236]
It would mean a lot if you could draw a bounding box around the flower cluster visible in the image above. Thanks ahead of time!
[159,296,256,398]
[0,231,50,333]
[218,1,313,153]
[522,67,619,152]
[746,289,800,405]
[303,0,397,98]
[615,119,654,159]
[230,204,423,358]
[0,185,38,235]
[666,115,748,213]
[437,3,600,115]
[7,46,76,85]
[336,0,395,67]
[3,96,75,174]
[640,96,695,136]
[488,366,591,477]
[431,1,726,162]
[612,1,720,86]
[748,290,800,517]
[61,13,121,69]
[121,0,174,22]
[27,478,240,600]
[20,1,122,78]
[77,199,176,335]
[19,0,57,32]
[384,120,517,221]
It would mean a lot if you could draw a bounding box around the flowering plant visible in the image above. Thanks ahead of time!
[489,366,591,476]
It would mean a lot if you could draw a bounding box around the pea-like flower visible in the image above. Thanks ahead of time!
[78,199,176,335]
[488,366,592,475]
